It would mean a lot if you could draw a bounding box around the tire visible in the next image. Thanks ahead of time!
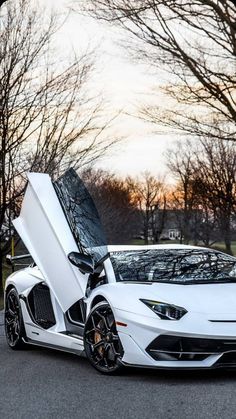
[84,301,124,374]
[5,288,27,350]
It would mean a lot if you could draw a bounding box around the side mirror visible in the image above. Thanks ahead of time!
[68,252,94,274]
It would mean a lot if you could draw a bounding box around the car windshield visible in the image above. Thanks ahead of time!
[110,248,236,284]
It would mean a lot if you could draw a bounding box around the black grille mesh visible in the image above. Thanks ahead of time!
[29,283,56,329]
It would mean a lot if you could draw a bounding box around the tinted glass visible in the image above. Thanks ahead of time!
[54,168,107,263]
[110,249,236,284]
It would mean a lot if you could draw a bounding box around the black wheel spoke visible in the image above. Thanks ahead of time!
[84,303,124,373]
[5,289,23,348]
[93,340,105,350]
[107,315,115,330]
[103,345,110,368]
[106,344,116,362]
[9,295,18,313]
[7,307,16,317]
[85,326,104,337]
[96,312,110,331]
[91,314,96,329]
[5,317,15,326]
[84,337,93,345]
[85,328,94,336]
[110,343,120,357]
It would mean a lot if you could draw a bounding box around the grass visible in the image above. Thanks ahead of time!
[211,242,236,255]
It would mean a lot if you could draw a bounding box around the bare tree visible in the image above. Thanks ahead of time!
[167,141,197,244]
[126,172,166,244]
[189,188,219,248]
[86,0,236,143]
[167,139,236,252]
[193,139,236,254]
[0,0,117,294]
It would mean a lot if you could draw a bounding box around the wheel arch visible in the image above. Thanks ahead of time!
[4,284,15,305]
[5,283,15,295]
[5,269,42,294]
[90,295,108,309]
[88,287,120,315]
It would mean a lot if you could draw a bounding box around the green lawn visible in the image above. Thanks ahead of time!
[0,296,3,310]
[211,242,236,255]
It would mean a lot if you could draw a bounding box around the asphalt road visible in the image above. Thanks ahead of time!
[1,311,236,419]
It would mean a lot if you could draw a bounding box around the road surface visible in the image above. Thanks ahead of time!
[0,311,236,419]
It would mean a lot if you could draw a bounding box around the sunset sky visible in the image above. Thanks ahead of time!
[45,0,177,179]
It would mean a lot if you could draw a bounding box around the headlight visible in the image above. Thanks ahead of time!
[140,299,187,320]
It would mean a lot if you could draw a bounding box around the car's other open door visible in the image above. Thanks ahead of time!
[13,170,107,312]
[54,168,107,265]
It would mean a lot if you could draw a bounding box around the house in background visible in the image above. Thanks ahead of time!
[158,210,181,241]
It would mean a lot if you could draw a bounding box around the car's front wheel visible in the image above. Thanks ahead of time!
[5,288,27,349]
[84,301,124,374]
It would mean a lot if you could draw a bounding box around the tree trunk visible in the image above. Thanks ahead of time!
[225,235,232,255]
[222,215,232,255]
[144,226,149,244]
[143,210,149,244]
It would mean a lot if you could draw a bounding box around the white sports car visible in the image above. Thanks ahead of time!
[4,169,236,373]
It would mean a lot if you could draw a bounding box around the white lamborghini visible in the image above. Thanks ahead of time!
[4,169,236,373]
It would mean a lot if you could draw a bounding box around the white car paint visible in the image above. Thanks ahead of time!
[13,173,88,311]
[5,172,236,370]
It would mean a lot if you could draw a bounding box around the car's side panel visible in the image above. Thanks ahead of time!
[5,267,236,370]
[5,269,41,296]
[13,173,88,312]
[20,298,84,354]
[5,269,83,352]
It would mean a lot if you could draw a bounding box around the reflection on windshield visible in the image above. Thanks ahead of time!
[110,249,236,284]
[54,168,107,263]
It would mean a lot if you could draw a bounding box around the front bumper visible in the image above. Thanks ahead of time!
[114,308,236,369]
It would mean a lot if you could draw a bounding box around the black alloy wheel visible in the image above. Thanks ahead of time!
[5,288,27,349]
[84,302,124,374]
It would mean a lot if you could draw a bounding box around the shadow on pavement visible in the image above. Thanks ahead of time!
[29,344,236,383]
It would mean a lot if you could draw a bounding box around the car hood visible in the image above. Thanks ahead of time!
[110,282,236,316]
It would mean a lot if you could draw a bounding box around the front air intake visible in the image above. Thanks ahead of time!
[146,335,236,361]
